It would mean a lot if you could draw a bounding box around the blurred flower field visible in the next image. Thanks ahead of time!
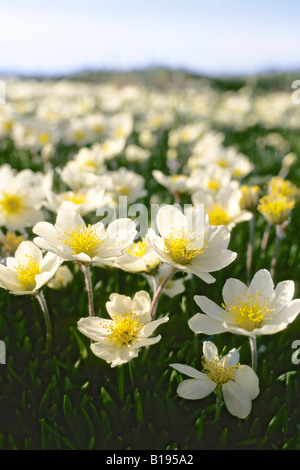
[0,69,299,450]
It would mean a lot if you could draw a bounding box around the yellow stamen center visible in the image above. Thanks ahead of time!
[206,203,230,226]
[116,185,130,196]
[207,179,220,191]
[171,174,186,182]
[202,353,239,385]
[39,133,51,144]
[15,255,40,290]
[163,227,207,265]
[268,176,299,199]
[58,224,105,257]
[1,231,25,254]
[257,194,295,225]
[0,193,24,215]
[126,239,147,258]
[62,192,88,205]
[74,129,86,141]
[104,312,143,347]
[240,185,260,211]
[216,158,229,168]
[222,290,275,331]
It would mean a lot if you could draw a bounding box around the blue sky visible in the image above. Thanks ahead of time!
[1,0,300,76]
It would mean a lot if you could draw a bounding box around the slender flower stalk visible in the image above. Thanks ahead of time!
[246,216,255,285]
[80,263,94,317]
[35,290,52,354]
[146,273,159,297]
[214,386,223,422]
[249,336,257,371]
[149,267,176,319]
[270,224,285,278]
[261,221,271,255]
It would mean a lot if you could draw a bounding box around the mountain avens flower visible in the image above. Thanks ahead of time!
[257,194,295,225]
[0,240,62,295]
[171,341,259,419]
[77,291,168,367]
[147,205,237,283]
[33,209,137,265]
[189,269,300,339]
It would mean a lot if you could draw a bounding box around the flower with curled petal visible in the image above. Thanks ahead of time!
[171,341,259,419]
[0,240,62,295]
[77,291,168,367]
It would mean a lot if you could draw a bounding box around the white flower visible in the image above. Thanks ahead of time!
[187,165,232,195]
[0,164,48,231]
[43,187,106,217]
[147,205,237,284]
[171,341,259,419]
[47,265,73,290]
[77,291,169,367]
[113,237,161,274]
[101,168,147,204]
[125,144,151,163]
[152,170,190,195]
[32,209,137,265]
[192,181,253,230]
[0,241,62,295]
[189,269,300,338]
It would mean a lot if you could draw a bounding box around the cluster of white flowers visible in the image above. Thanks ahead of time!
[0,74,299,421]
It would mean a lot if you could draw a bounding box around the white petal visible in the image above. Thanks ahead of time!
[15,241,42,266]
[55,209,85,233]
[156,205,188,238]
[107,218,137,242]
[235,365,260,399]
[177,377,216,400]
[133,335,162,349]
[249,269,274,298]
[222,349,240,367]
[266,299,300,328]
[90,341,129,365]
[188,313,228,335]
[77,317,110,341]
[187,264,216,283]
[32,221,58,243]
[106,293,133,318]
[222,380,252,419]
[133,291,151,321]
[40,252,62,273]
[170,363,205,379]
[141,316,169,337]
[0,266,22,292]
[194,295,227,322]
[222,278,247,307]
[203,341,218,360]
[273,280,295,312]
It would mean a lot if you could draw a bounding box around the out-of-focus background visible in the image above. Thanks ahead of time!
[1,0,300,77]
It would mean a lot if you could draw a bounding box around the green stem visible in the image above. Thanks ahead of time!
[36,291,52,354]
[149,267,176,319]
[81,263,94,317]
[246,216,255,285]
[270,225,284,279]
[249,336,257,371]
[214,386,223,422]
[261,222,271,255]
[128,361,134,388]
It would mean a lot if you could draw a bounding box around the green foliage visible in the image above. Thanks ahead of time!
[0,69,300,450]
